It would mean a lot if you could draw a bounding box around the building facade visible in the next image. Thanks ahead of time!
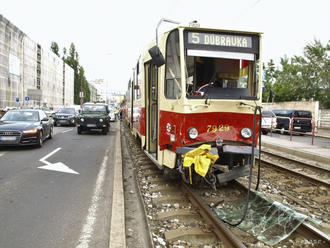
[0,14,74,110]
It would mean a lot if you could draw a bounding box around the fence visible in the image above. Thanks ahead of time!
[268,116,316,145]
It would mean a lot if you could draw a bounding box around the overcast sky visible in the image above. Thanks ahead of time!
[1,0,329,92]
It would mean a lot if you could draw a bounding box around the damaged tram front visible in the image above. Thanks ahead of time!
[128,23,262,188]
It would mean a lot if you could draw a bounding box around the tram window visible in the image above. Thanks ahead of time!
[165,30,182,99]
[185,55,256,100]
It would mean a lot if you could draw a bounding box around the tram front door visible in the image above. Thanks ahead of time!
[145,61,158,159]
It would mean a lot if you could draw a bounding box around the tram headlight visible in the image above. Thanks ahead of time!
[241,127,252,139]
[188,127,198,139]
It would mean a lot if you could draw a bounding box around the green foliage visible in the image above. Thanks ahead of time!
[51,42,91,105]
[50,42,60,57]
[263,40,330,108]
[262,59,277,102]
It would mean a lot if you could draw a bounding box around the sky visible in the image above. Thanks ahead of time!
[1,0,329,92]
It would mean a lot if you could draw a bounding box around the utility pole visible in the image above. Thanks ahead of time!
[79,66,83,108]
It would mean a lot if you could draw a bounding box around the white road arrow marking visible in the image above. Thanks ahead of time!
[38,147,79,174]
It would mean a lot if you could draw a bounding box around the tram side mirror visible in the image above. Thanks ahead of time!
[148,46,165,67]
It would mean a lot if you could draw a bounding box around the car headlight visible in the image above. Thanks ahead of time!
[99,119,103,122]
[80,118,84,122]
[241,127,252,139]
[188,127,198,139]
[23,128,38,134]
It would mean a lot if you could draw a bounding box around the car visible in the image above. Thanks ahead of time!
[261,110,277,135]
[0,109,53,147]
[108,108,115,122]
[76,102,110,135]
[41,107,55,118]
[272,109,312,134]
[53,107,77,127]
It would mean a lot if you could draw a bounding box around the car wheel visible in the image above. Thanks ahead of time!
[48,127,53,139]
[102,128,107,135]
[262,130,268,135]
[37,131,43,148]
[77,127,82,134]
[54,122,57,127]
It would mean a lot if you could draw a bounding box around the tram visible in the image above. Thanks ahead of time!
[124,20,262,188]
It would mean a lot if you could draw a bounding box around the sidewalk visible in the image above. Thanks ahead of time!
[261,133,330,167]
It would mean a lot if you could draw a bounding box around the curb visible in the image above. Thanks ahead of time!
[262,142,330,165]
[109,121,126,248]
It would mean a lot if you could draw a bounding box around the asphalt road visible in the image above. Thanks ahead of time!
[0,124,117,248]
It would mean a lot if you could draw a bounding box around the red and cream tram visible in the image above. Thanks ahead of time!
[124,21,262,187]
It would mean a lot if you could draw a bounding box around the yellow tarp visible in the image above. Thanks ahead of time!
[182,144,219,182]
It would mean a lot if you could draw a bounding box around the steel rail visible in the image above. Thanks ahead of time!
[257,158,330,187]
[181,182,246,248]
[262,150,330,174]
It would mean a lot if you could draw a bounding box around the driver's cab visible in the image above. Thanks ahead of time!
[185,56,257,100]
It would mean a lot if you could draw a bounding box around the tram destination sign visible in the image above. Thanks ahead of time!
[185,31,259,56]
[188,32,252,48]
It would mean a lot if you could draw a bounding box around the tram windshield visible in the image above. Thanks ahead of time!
[185,54,257,100]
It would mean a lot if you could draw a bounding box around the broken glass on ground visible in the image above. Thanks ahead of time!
[215,191,307,246]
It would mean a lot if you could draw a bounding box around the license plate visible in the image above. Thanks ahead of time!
[87,124,96,127]
[59,120,67,123]
[0,136,16,141]
[294,126,301,129]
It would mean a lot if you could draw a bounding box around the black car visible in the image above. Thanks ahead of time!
[76,103,110,135]
[0,109,53,147]
[272,109,313,134]
[54,108,77,126]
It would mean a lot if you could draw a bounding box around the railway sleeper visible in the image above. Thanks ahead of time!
[157,209,201,223]
[152,195,190,206]
[164,227,218,245]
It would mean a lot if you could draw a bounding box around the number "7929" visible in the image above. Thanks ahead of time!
[207,125,230,133]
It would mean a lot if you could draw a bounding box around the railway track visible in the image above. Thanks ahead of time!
[123,124,329,247]
[260,149,330,187]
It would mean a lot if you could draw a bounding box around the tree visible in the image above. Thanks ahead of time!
[262,59,277,102]
[63,43,90,105]
[50,42,60,57]
[263,40,330,107]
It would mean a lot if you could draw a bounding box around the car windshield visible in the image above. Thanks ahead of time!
[83,105,106,112]
[58,108,75,114]
[1,110,39,122]
[295,111,312,118]
[262,111,275,117]
[273,110,293,116]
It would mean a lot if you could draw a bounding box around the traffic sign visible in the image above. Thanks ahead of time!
[25,96,30,101]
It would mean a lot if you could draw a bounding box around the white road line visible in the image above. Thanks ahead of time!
[76,149,109,248]
[40,147,62,165]
[0,152,6,157]
[62,128,73,133]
